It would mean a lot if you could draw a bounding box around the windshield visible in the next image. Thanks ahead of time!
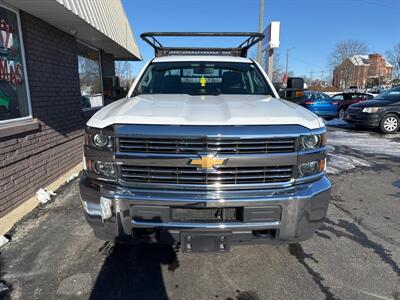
[134,62,274,96]
[375,86,400,101]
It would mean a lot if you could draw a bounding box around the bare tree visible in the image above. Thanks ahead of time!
[115,61,134,87]
[386,43,400,79]
[272,49,284,82]
[329,39,369,69]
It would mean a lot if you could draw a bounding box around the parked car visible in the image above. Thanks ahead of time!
[347,86,359,93]
[332,92,374,119]
[295,91,338,119]
[79,32,331,252]
[345,86,400,134]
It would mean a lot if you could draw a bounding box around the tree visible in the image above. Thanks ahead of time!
[115,61,134,87]
[329,39,369,69]
[272,49,284,82]
[386,43,400,79]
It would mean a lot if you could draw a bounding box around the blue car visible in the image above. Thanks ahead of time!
[296,91,339,119]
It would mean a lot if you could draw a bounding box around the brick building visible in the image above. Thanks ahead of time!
[0,0,140,218]
[333,54,393,90]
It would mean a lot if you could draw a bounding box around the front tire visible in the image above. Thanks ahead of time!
[339,108,346,120]
[380,114,399,134]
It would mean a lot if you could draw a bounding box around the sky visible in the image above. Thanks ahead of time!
[121,0,399,80]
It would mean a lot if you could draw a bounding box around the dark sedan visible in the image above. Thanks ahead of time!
[345,86,400,134]
[332,92,374,119]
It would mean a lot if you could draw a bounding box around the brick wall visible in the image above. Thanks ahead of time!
[101,52,116,77]
[0,12,84,217]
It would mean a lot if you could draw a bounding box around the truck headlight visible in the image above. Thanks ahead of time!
[298,159,325,177]
[87,160,116,178]
[299,133,327,151]
[85,130,113,150]
[93,134,110,148]
[362,107,379,113]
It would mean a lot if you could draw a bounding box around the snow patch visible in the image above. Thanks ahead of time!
[36,189,56,204]
[0,281,9,296]
[66,172,80,183]
[326,129,400,174]
[328,130,400,156]
[0,235,9,248]
[327,151,371,174]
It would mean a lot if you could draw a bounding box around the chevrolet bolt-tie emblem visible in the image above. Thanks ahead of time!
[189,154,227,170]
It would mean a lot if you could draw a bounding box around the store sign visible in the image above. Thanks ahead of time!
[0,59,23,85]
[0,19,13,49]
[0,6,30,122]
[262,21,280,51]
[0,19,22,86]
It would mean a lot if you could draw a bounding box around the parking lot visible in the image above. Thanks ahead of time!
[1,122,399,300]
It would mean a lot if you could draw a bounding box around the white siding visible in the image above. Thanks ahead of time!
[56,0,140,59]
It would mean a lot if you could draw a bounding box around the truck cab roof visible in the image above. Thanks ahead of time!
[152,55,253,63]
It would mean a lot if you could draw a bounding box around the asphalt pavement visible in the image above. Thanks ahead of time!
[1,124,399,300]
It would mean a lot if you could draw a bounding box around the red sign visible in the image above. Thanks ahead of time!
[0,59,23,85]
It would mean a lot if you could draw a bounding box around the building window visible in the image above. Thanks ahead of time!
[77,42,103,110]
[0,4,31,123]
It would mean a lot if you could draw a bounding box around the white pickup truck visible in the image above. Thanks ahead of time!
[79,32,331,252]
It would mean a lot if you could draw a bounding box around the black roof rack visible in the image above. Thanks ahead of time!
[140,32,264,58]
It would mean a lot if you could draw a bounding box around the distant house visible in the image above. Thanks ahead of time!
[333,54,393,90]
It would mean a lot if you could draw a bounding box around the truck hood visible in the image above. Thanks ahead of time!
[87,94,323,129]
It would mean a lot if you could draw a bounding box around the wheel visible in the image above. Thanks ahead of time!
[380,114,399,134]
[339,108,346,119]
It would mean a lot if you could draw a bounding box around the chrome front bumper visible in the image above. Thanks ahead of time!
[79,173,331,245]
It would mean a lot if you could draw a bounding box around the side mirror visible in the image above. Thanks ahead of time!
[273,77,305,100]
[273,82,286,98]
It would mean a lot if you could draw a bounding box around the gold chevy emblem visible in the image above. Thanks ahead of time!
[189,154,227,169]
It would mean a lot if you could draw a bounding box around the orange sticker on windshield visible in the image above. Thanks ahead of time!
[200,76,206,87]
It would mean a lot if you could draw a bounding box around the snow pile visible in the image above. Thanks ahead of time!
[0,235,9,248]
[36,189,56,204]
[66,172,80,183]
[0,281,9,296]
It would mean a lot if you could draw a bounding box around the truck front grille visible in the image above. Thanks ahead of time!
[119,165,293,185]
[118,137,296,154]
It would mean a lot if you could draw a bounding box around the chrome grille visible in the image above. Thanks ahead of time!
[120,165,294,185]
[118,137,296,154]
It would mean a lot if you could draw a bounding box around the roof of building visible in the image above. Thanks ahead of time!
[348,54,393,68]
[349,55,370,66]
[4,0,141,60]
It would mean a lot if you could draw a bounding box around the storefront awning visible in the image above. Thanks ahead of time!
[3,0,141,61]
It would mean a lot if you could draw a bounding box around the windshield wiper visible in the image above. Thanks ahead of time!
[188,89,221,96]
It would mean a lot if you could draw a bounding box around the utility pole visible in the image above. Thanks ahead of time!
[285,48,289,84]
[257,0,264,63]
[267,49,274,79]
[310,71,314,84]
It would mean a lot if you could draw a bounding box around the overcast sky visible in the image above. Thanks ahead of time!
[122,0,399,79]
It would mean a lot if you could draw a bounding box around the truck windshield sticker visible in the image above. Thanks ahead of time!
[200,76,206,87]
